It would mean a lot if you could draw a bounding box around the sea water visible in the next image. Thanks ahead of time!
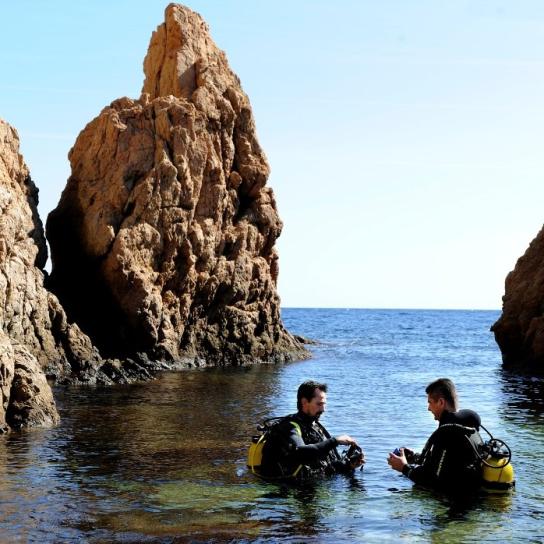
[0,309,542,542]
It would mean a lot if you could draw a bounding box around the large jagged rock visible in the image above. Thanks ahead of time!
[492,227,544,372]
[46,4,307,366]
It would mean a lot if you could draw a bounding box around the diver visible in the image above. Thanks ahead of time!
[258,380,365,480]
[387,378,484,494]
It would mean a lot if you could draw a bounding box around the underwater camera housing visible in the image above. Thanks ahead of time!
[342,444,365,470]
[392,447,417,464]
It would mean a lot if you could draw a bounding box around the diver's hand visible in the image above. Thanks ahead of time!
[335,434,359,447]
[388,447,408,472]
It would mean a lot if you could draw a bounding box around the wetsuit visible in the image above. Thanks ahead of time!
[260,411,351,479]
[402,409,483,493]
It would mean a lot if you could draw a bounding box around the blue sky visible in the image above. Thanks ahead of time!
[3,1,544,309]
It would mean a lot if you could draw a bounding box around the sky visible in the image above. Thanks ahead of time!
[2,1,544,310]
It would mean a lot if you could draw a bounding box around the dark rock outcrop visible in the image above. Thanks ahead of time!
[46,4,307,366]
[493,227,544,372]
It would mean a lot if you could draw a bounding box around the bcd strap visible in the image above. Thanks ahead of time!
[290,421,302,436]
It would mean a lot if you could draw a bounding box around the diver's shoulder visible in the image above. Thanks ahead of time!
[441,409,481,429]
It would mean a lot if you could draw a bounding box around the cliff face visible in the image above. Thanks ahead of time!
[0,119,61,429]
[1,118,158,396]
[492,227,544,372]
[46,4,307,366]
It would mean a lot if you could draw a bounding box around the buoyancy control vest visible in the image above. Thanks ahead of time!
[247,413,342,480]
[416,423,485,491]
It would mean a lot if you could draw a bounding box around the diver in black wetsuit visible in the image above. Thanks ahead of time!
[388,378,483,493]
[260,380,365,479]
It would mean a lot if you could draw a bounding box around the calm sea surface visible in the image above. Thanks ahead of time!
[1,309,543,543]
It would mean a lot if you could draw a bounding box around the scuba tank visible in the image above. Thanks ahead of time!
[247,433,266,474]
[477,424,515,493]
[246,417,303,479]
[247,417,283,475]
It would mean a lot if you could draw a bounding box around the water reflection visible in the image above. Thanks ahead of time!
[499,370,544,419]
[244,474,366,542]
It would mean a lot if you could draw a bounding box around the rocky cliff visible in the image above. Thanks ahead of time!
[0,119,61,429]
[0,118,162,398]
[46,4,307,366]
[492,227,544,372]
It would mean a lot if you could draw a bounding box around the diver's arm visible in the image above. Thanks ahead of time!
[286,426,338,463]
[401,443,442,487]
[402,462,436,486]
[389,444,433,485]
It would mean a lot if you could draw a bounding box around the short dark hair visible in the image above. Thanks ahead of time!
[297,380,327,411]
[425,378,458,411]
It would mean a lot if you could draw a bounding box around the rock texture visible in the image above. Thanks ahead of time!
[1,332,60,430]
[492,227,544,372]
[1,118,157,397]
[46,4,307,366]
[0,120,62,429]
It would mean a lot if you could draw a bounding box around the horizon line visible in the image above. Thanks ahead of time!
[280,306,501,312]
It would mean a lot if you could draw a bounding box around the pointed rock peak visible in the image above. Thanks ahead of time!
[142,3,237,101]
[0,119,29,190]
[47,3,307,369]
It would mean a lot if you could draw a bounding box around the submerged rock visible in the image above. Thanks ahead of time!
[493,228,544,372]
[47,4,307,366]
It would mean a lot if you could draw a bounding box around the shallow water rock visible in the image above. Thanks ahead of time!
[0,329,59,431]
[47,4,307,366]
[6,341,60,430]
[493,227,544,372]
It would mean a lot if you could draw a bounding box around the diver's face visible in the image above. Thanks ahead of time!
[302,389,327,420]
[427,394,446,421]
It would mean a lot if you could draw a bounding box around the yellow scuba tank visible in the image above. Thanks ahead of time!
[247,433,266,474]
[479,435,515,493]
[246,417,286,475]
[247,417,303,479]
[482,454,515,492]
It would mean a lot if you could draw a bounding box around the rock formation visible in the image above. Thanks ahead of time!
[0,332,60,430]
[0,119,63,429]
[492,227,544,372]
[46,4,307,366]
[1,118,160,403]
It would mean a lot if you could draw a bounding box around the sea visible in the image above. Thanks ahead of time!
[0,308,543,543]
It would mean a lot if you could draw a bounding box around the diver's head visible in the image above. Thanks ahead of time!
[297,380,328,420]
[425,378,458,420]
